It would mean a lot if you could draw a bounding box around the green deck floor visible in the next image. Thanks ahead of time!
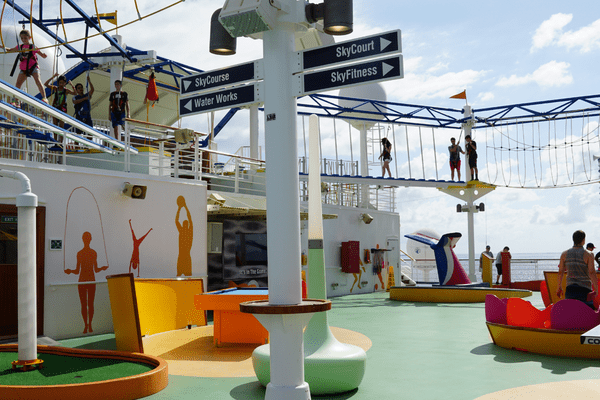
[56,291,600,400]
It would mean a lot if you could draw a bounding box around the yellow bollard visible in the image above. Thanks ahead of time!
[386,265,395,291]
[481,253,493,286]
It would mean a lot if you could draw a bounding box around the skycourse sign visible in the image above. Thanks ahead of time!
[180,60,262,95]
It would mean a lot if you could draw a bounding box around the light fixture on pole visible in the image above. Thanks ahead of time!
[323,0,353,35]
[210,8,237,55]
[305,0,353,35]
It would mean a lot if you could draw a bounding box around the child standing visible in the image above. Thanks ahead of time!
[73,76,95,128]
[1,30,48,101]
[109,80,130,140]
[44,73,76,130]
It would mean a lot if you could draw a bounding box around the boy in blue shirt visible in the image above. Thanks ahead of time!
[73,76,95,128]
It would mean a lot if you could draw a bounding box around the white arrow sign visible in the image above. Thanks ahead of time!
[380,37,391,51]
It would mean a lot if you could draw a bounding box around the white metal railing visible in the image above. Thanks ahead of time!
[297,156,395,211]
[0,111,269,196]
[410,258,561,283]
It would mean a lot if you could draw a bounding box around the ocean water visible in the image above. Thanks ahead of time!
[411,252,563,283]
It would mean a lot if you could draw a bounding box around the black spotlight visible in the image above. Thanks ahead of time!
[323,0,353,35]
[210,9,236,55]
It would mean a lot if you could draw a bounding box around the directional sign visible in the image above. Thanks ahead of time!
[180,60,263,95]
[299,55,403,96]
[179,83,263,116]
[300,30,401,71]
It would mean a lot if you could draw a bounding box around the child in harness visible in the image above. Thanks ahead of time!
[1,30,48,102]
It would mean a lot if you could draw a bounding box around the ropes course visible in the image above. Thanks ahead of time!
[0,0,184,55]
[478,112,600,188]
[298,105,600,190]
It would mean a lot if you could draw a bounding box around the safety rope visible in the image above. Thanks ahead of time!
[60,0,68,41]
[581,112,592,182]
[348,119,353,167]
[133,0,143,20]
[0,0,7,50]
[28,0,34,49]
[531,118,542,187]
[418,126,425,179]
[515,121,523,188]
[431,127,438,180]
[333,116,338,173]
[548,120,558,186]
[405,125,411,179]
[564,117,574,185]
[391,124,397,178]
[93,0,104,32]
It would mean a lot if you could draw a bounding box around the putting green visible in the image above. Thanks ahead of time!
[0,345,168,400]
[0,351,152,385]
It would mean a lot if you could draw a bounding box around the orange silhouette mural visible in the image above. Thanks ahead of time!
[65,232,108,333]
[350,259,366,293]
[129,219,152,277]
[372,245,386,291]
[175,196,193,276]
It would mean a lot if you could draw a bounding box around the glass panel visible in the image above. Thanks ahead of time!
[0,221,17,264]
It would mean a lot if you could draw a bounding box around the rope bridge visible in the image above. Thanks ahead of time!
[298,94,600,189]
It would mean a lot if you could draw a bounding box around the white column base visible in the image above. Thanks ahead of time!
[265,382,311,400]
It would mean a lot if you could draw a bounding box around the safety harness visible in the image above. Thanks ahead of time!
[10,44,38,77]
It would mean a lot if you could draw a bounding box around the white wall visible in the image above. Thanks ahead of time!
[0,159,207,339]
[300,203,400,297]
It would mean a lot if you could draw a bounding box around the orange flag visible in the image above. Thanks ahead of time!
[450,90,467,100]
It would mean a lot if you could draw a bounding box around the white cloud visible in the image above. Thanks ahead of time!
[386,68,488,101]
[495,61,572,88]
[531,14,600,53]
[478,92,495,102]
[427,62,448,74]
[558,19,600,53]
[531,13,573,51]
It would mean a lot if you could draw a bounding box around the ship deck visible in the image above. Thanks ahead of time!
[12,291,600,400]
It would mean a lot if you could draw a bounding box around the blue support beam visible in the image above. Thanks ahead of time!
[297,94,464,129]
[63,0,132,62]
[199,108,240,147]
[471,94,600,129]
[293,93,600,131]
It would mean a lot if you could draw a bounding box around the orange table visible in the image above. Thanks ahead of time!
[194,287,269,347]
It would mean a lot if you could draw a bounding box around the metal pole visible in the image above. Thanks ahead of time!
[0,170,39,365]
[360,122,369,207]
[250,104,259,167]
[463,104,476,281]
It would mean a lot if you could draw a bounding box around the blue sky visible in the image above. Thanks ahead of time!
[17,1,600,256]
